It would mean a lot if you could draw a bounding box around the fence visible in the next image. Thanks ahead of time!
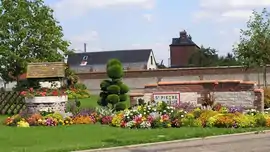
[0,91,25,115]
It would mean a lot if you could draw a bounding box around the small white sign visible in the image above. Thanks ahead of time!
[153,92,180,105]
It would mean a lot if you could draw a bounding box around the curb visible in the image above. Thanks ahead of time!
[74,130,270,152]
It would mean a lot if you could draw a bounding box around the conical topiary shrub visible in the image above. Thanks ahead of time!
[97,59,129,111]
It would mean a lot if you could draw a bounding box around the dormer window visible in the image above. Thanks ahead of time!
[83,56,88,61]
[80,56,88,66]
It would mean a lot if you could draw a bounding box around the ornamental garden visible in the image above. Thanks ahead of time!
[1,60,270,151]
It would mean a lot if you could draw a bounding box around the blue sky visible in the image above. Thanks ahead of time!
[45,0,270,65]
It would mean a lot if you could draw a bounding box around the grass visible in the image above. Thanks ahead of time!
[0,124,262,152]
[0,96,266,152]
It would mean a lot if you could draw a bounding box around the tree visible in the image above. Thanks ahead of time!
[233,8,270,87]
[188,45,219,67]
[98,59,129,111]
[0,0,71,84]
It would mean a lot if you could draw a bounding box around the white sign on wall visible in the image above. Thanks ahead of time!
[153,92,180,105]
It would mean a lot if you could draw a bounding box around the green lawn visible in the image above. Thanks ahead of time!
[0,124,261,152]
[0,97,265,152]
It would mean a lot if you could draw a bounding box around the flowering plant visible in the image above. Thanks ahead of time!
[20,87,66,98]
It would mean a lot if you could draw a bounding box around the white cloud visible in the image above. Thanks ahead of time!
[199,0,270,10]
[52,0,155,20]
[194,0,270,22]
[221,10,253,20]
[142,13,153,22]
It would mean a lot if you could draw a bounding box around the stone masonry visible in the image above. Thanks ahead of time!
[130,80,264,111]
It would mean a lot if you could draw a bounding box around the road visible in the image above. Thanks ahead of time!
[78,132,270,152]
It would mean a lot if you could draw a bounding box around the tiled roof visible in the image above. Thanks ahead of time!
[67,49,152,66]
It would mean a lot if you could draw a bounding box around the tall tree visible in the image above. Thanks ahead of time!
[233,8,270,87]
[0,0,71,84]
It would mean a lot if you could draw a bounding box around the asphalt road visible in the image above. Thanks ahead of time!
[78,132,270,152]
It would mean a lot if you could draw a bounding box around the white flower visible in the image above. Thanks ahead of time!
[144,112,146,115]
[163,110,166,112]
[171,110,173,113]
[181,115,184,118]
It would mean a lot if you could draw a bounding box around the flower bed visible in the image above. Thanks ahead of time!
[20,88,68,113]
[3,101,270,128]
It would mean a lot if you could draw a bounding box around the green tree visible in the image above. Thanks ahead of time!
[188,45,219,67]
[98,59,129,111]
[233,8,270,87]
[0,0,71,84]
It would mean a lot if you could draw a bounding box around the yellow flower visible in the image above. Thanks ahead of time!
[167,123,171,127]
[142,117,146,121]
[160,119,163,123]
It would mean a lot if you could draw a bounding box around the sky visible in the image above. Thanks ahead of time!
[45,0,270,65]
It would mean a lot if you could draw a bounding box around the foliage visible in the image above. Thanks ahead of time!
[65,67,78,88]
[66,85,90,99]
[20,87,66,97]
[98,59,129,110]
[4,100,270,130]
[233,8,270,87]
[189,46,240,67]
[13,79,41,91]
[0,0,72,83]
[264,88,270,108]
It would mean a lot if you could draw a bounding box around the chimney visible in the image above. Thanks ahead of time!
[84,43,87,52]
[179,30,187,39]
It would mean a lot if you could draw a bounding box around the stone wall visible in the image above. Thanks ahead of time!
[130,80,264,111]
[77,66,270,94]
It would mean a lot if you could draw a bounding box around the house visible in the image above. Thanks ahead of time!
[169,30,200,68]
[67,49,157,73]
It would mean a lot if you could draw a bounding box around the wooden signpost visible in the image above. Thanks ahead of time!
[26,62,65,79]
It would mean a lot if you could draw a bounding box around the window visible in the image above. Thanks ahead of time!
[150,56,153,65]
[83,56,88,60]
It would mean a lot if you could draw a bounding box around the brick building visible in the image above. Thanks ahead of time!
[169,30,200,68]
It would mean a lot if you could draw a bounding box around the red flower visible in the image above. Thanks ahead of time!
[29,88,34,92]
[52,90,58,96]
[20,91,27,96]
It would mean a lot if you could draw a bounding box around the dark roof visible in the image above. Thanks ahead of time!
[170,30,200,48]
[67,49,152,66]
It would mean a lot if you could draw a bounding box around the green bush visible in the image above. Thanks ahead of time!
[107,85,120,94]
[98,59,129,111]
[119,94,128,101]
[119,84,129,94]
[107,59,122,68]
[74,83,87,90]
[100,80,111,91]
[107,65,123,79]
[106,94,120,105]
[115,102,126,111]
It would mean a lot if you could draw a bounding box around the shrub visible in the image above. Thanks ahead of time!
[98,59,130,110]
[234,114,256,128]
[214,114,235,128]
[264,88,270,108]
[254,113,266,127]
[107,85,120,94]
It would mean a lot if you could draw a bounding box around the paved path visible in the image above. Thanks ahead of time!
[78,132,270,152]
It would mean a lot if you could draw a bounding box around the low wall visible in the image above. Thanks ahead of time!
[130,80,264,111]
[77,66,270,94]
